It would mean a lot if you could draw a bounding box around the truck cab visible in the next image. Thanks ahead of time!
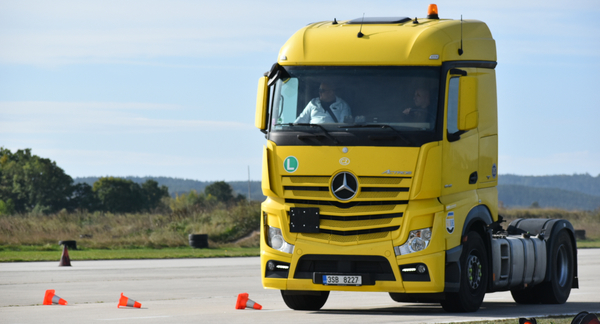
[255,5,577,312]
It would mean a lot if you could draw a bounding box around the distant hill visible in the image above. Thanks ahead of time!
[75,174,600,210]
[74,177,266,201]
[498,184,600,210]
[499,173,600,197]
[498,174,600,210]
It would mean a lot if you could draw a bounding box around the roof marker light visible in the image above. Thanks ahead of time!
[427,4,439,19]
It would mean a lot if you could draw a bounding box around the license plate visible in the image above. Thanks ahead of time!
[322,275,362,286]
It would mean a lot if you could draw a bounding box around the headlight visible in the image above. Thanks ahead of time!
[394,228,432,256]
[267,226,294,254]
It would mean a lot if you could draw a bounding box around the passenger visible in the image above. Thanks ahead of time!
[402,88,434,122]
[294,82,352,124]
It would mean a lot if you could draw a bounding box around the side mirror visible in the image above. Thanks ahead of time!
[457,76,478,131]
[255,76,268,131]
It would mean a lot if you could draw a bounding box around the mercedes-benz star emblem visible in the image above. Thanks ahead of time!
[331,172,358,201]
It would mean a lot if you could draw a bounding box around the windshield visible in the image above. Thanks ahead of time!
[267,66,441,147]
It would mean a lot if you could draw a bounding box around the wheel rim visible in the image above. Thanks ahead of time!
[556,244,569,287]
[467,254,482,290]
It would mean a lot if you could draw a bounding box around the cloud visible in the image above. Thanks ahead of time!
[0,101,252,134]
[4,0,596,66]
[35,148,243,167]
[22,147,263,180]
[0,28,282,65]
[0,0,300,65]
[2,101,180,112]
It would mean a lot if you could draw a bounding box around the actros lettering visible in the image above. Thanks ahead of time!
[381,169,412,175]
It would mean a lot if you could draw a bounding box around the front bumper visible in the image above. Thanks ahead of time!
[261,238,446,293]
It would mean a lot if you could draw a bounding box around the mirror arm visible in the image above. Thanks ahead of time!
[449,68,467,76]
[267,63,290,86]
[447,130,465,142]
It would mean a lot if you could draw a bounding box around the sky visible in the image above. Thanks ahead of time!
[1,0,599,181]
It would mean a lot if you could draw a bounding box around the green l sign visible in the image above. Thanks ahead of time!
[284,156,298,173]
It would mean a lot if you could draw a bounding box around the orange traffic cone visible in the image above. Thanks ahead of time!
[58,245,71,267]
[43,289,68,305]
[118,293,141,308]
[235,293,262,310]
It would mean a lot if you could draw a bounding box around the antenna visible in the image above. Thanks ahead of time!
[357,13,365,38]
[458,15,464,55]
[332,18,338,25]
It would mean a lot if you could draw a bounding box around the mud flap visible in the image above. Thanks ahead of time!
[444,245,462,292]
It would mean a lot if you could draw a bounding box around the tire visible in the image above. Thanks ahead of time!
[441,231,488,312]
[538,230,574,304]
[510,286,542,304]
[280,290,329,310]
[389,293,405,303]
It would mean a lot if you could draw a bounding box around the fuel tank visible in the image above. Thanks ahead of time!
[490,235,547,290]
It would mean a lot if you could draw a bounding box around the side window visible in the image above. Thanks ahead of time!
[268,81,280,129]
[270,78,300,129]
[279,78,298,124]
[447,77,459,134]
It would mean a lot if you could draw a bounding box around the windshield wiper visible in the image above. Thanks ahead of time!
[340,124,409,143]
[280,123,339,144]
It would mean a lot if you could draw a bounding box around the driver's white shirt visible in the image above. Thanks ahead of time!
[294,97,351,124]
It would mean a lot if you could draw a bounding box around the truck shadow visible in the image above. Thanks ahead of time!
[312,301,600,319]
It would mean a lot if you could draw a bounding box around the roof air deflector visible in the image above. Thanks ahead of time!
[347,17,411,24]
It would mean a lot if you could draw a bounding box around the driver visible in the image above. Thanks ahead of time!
[402,88,433,122]
[294,82,352,124]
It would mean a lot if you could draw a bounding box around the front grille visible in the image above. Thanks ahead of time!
[284,186,329,191]
[320,226,399,236]
[320,212,403,221]
[282,176,410,199]
[282,175,411,242]
[285,198,408,208]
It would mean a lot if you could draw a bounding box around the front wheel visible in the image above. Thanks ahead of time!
[280,290,329,310]
[441,231,488,312]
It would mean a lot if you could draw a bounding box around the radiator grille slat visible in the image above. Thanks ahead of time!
[282,174,412,243]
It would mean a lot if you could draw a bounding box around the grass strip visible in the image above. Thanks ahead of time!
[0,247,259,262]
[575,239,600,248]
[1,240,598,263]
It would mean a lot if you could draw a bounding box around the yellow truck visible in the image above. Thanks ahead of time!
[254,4,578,312]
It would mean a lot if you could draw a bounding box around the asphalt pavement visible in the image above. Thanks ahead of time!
[1,249,599,323]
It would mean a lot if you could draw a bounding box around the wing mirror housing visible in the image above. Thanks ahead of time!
[255,76,268,131]
[458,76,478,131]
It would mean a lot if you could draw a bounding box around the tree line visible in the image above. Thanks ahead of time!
[74,176,265,201]
[0,148,244,215]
